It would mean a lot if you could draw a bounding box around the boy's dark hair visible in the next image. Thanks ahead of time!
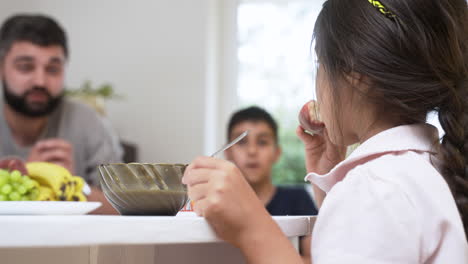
[314,0,467,237]
[227,106,279,144]
[0,14,68,61]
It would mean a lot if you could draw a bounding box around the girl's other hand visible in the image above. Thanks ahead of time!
[296,126,346,207]
[296,126,345,174]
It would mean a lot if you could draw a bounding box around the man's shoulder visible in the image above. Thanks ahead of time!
[61,98,99,115]
[53,98,110,138]
[59,98,103,123]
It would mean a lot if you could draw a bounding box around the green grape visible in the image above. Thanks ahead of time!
[18,176,25,184]
[0,194,6,201]
[0,174,8,187]
[0,169,8,178]
[1,184,12,195]
[17,185,27,195]
[10,170,22,182]
[23,179,36,190]
[8,191,20,201]
[29,189,40,200]
[11,182,20,190]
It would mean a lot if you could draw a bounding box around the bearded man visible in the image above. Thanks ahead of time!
[0,14,122,214]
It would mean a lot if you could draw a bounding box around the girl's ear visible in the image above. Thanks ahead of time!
[345,72,371,94]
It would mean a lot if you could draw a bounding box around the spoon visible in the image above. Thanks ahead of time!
[210,130,249,157]
[180,130,249,212]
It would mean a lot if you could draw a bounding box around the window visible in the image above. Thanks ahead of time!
[237,0,325,184]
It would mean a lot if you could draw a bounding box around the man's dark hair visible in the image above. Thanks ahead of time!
[227,106,279,143]
[0,14,68,61]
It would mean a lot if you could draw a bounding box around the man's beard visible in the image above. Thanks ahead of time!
[2,81,64,118]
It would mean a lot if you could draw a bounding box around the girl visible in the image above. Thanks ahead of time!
[182,0,468,263]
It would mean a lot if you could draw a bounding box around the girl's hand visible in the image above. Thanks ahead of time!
[182,156,271,247]
[183,156,303,264]
[296,126,345,174]
[296,126,346,207]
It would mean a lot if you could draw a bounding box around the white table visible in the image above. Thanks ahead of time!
[0,213,316,264]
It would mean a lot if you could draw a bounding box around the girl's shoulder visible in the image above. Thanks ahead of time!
[347,150,439,181]
[343,150,448,203]
[319,150,467,262]
[339,150,461,232]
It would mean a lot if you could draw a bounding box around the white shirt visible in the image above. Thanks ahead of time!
[306,124,468,263]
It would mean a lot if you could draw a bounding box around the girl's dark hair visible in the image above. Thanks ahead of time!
[314,0,468,237]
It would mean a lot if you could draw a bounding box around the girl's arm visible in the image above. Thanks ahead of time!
[237,214,303,264]
[183,157,303,264]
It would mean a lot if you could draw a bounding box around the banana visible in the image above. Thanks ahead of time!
[73,176,85,191]
[70,192,87,202]
[25,162,89,202]
[36,186,56,201]
[26,162,72,201]
[64,177,75,201]
[71,176,87,201]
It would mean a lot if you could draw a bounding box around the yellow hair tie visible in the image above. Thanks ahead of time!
[367,0,396,18]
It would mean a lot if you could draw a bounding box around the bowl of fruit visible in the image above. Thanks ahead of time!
[0,158,99,215]
[98,163,188,216]
[0,158,88,202]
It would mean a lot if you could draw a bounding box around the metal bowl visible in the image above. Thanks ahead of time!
[98,163,188,215]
